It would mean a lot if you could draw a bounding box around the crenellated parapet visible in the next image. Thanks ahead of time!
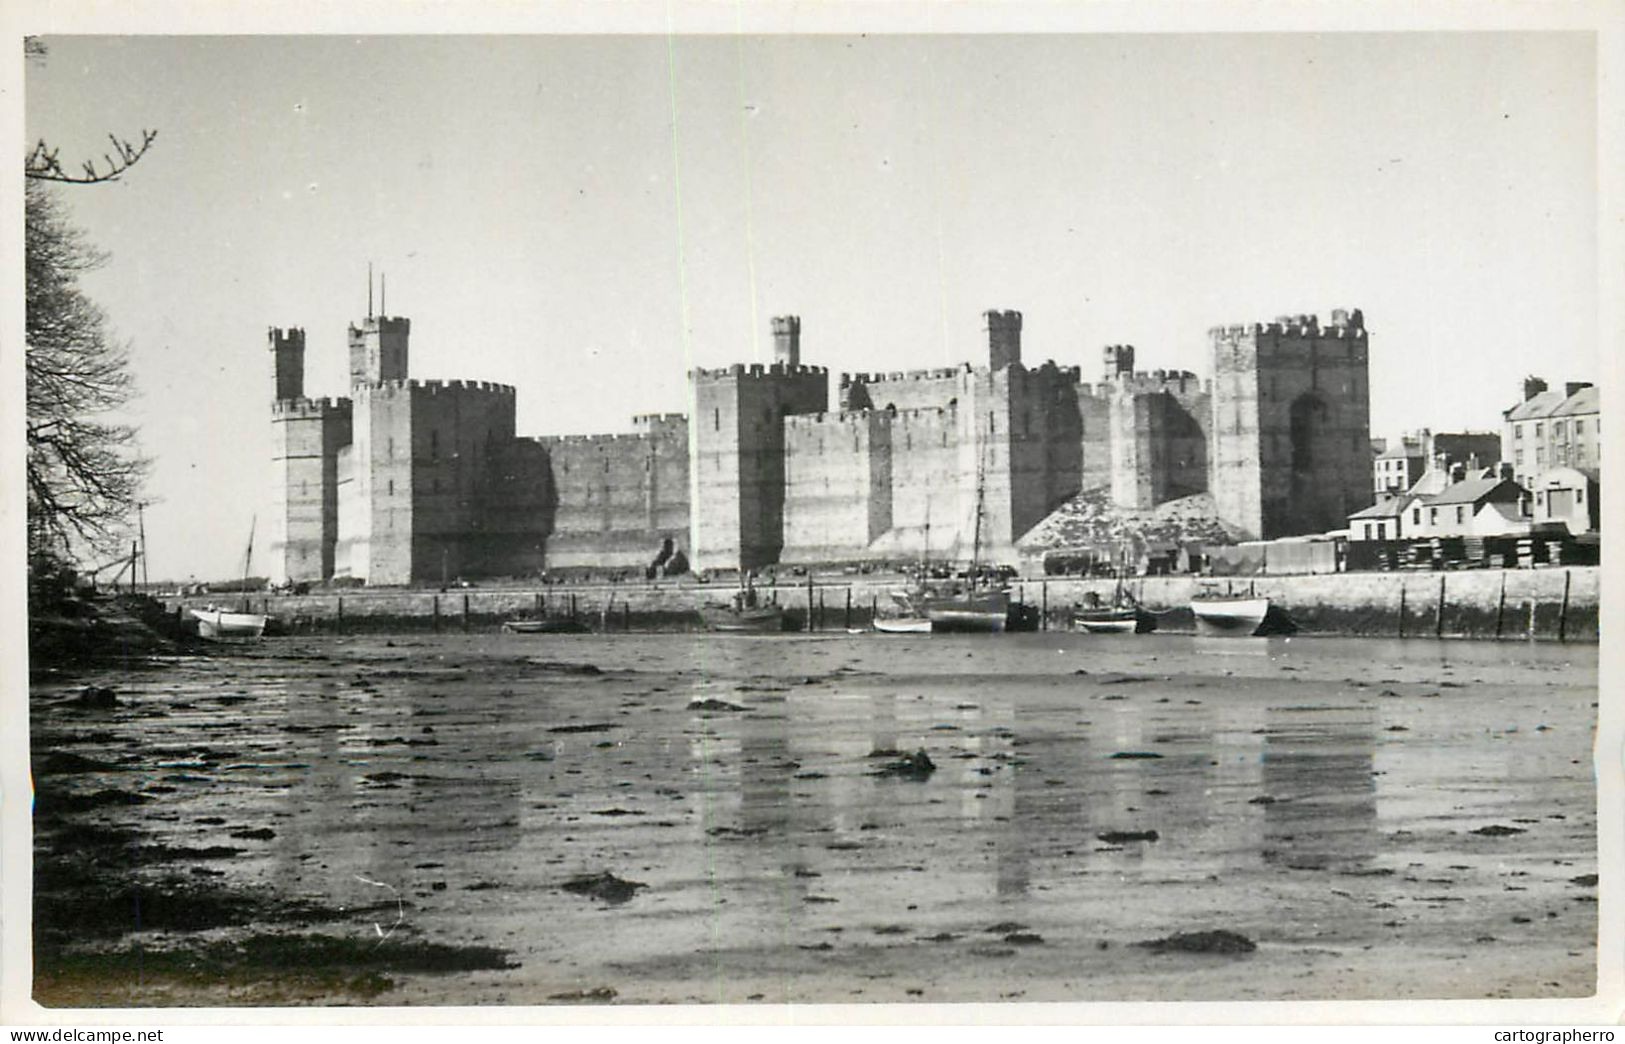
[1209,307,1367,343]
[839,365,966,387]
[353,377,517,398]
[690,362,828,381]
[272,395,353,418]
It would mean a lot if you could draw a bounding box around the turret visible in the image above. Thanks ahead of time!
[984,309,1022,371]
[348,315,411,389]
[1102,344,1135,382]
[772,315,801,368]
[269,326,306,401]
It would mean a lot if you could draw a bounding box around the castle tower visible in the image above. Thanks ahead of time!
[985,310,1023,371]
[270,327,306,401]
[689,319,829,571]
[772,315,801,368]
[1103,344,1134,382]
[348,315,412,389]
[1208,308,1371,539]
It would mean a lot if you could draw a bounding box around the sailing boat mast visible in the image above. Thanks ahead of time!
[242,515,256,589]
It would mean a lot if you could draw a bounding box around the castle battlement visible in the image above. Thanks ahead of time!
[840,365,965,387]
[273,396,353,417]
[530,431,646,447]
[690,362,828,381]
[1210,308,1366,343]
[633,412,687,425]
[355,378,517,397]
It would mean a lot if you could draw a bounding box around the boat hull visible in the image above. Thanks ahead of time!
[192,609,268,639]
[923,590,1010,633]
[1074,608,1157,634]
[874,616,932,634]
[699,606,787,633]
[501,618,589,634]
[1190,597,1270,636]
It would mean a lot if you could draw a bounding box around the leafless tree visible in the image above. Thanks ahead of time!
[24,38,158,186]
[25,179,149,559]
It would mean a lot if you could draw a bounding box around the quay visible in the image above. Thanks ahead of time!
[164,564,1598,641]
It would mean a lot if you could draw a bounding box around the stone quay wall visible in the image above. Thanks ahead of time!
[167,565,1597,641]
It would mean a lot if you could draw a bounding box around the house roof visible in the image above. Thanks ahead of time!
[1350,495,1413,520]
[1552,385,1599,417]
[1506,384,1597,422]
[1427,477,1521,506]
[1477,502,1525,525]
[1376,437,1425,460]
[1533,465,1600,486]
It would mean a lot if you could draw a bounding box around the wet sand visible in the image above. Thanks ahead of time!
[31,632,1598,1005]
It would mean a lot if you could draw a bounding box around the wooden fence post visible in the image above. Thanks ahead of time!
[845,587,852,630]
[433,594,440,632]
[1558,569,1571,642]
[462,593,470,632]
[1494,571,1506,639]
[1397,582,1406,639]
[1435,573,1446,638]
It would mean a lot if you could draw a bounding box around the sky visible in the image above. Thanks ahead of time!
[23,31,1600,581]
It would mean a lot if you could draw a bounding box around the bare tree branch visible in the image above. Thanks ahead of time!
[26,128,158,184]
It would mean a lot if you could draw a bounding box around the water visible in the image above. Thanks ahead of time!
[33,632,1598,1004]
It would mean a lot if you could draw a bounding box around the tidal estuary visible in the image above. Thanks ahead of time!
[31,632,1599,1006]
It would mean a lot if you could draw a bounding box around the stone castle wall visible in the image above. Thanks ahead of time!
[270,307,1372,584]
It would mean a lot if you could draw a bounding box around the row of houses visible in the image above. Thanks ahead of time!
[1354,375,1600,545]
[1350,465,1597,542]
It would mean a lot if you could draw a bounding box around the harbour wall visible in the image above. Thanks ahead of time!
[166,565,1598,641]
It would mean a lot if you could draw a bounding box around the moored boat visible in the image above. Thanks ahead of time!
[1190,589,1270,636]
[1072,605,1157,634]
[191,606,269,639]
[874,614,932,634]
[501,617,589,634]
[699,603,787,633]
[922,586,1010,633]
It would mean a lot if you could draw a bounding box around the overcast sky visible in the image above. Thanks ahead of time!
[25,32,1599,581]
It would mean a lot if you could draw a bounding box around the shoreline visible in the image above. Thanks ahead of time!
[156,565,1599,642]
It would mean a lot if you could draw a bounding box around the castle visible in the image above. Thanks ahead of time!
[266,305,1372,585]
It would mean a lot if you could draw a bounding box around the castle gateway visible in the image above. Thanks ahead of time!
[266,307,1371,584]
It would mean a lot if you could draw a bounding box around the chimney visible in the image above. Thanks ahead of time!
[1499,462,1516,481]
[984,310,1022,371]
[1449,462,1466,484]
[1565,381,1591,398]
[771,315,801,368]
[1522,375,1548,401]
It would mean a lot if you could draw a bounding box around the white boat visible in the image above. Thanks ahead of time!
[700,583,785,633]
[192,517,269,639]
[1073,605,1157,634]
[1190,593,1270,636]
[874,615,932,634]
[192,606,268,639]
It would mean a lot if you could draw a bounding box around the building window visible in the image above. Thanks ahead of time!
[1515,449,1523,466]
[1535,447,1545,467]
[1430,507,1438,524]
[1554,420,1566,437]
[1456,506,1465,524]
[1575,419,1585,434]
[1534,422,1543,437]
[1412,508,1421,525]
[1514,424,1522,440]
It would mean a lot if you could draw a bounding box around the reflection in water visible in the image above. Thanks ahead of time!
[1260,705,1377,870]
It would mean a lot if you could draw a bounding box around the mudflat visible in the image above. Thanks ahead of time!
[31,632,1598,1006]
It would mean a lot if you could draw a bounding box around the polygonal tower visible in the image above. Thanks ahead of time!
[266,326,352,584]
[689,316,828,572]
[1208,308,1372,539]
